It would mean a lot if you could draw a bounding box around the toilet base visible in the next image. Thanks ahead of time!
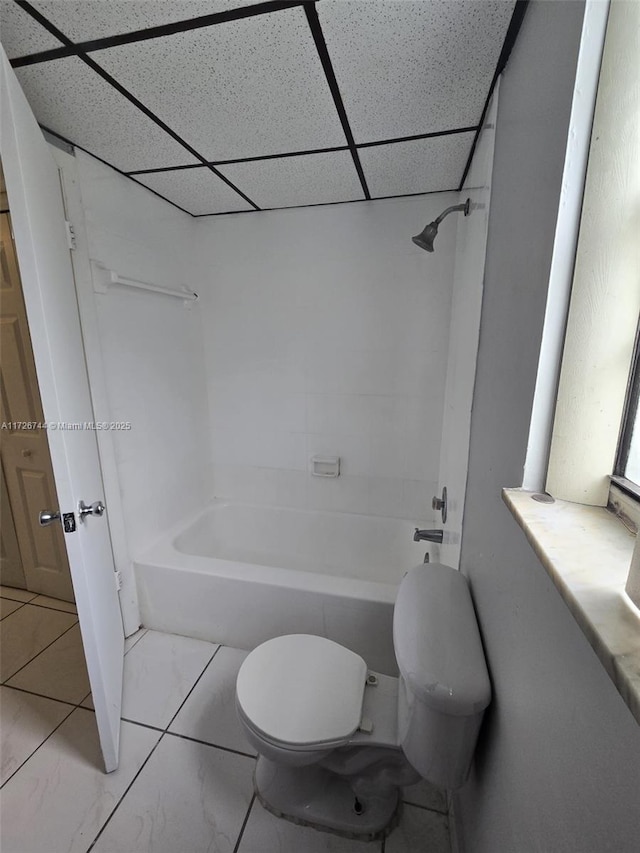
[254,756,400,841]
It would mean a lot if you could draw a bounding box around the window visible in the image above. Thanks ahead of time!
[611,317,640,519]
[543,0,639,508]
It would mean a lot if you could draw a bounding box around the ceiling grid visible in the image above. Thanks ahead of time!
[1,0,527,217]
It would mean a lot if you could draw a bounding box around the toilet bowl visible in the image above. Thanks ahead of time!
[235,563,491,839]
[236,634,369,767]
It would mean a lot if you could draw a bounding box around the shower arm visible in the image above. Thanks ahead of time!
[434,199,471,226]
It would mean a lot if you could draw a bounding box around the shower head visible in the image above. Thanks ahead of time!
[411,222,439,252]
[412,198,471,252]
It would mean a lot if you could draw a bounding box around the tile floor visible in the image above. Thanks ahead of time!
[0,585,451,852]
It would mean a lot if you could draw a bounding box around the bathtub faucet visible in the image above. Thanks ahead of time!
[413,528,443,543]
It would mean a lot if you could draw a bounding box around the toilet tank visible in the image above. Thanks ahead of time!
[393,563,491,789]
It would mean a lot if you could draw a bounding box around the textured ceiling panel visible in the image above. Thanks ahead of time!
[93,6,348,161]
[134,167,253,214]
[14,57,199,172]
[0,1,63,59]
[319,0,514,142]
[2,0,521,213]
[30,0,265,43]
[359,132,475,198]
[218,151,365,209]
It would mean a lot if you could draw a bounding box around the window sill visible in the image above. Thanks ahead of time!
[503,488,640,725]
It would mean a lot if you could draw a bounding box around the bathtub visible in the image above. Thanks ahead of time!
[134,502,430,675]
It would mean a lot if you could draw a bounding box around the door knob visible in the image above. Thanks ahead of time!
[39,509,61,526]
[78,499,105,522]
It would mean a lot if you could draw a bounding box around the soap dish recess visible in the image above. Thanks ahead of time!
[311,456,340,477]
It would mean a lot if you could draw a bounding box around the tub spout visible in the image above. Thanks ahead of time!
[413,528,443,543]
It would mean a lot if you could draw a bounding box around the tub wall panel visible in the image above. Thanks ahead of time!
[193,194,458,533]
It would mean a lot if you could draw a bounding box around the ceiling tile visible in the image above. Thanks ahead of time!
[0,1,63,59]
[14,56,199,172]
[92,6,347,161]
[30,1,265,43]
[134,167,254,215]
[319,0,515,142]
[218,151,364,209]
[359,133,475,198]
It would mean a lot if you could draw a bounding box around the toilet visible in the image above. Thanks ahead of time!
[235,563,491,839]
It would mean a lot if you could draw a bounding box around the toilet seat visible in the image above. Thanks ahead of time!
[236,634,368,750]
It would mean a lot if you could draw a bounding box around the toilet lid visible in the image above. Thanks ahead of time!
[236,635,368,748]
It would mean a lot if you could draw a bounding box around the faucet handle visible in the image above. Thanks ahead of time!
[431,486,448,524]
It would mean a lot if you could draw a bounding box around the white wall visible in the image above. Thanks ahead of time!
[193,194,457,526]
[75,151,210,558]
[437,85,499,569]
[455,2,640,851]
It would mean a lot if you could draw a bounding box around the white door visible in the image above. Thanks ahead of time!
[0,49,124,772]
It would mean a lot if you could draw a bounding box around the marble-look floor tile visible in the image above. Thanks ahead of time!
[121,630,218,729]
[0,585,37,603]
[402,778,448,813]
[80,692,94,710]
[238,800,380,852]
[30,594,77,613]
[124,627,148,654]
[169,646,254,754]
[0,605,77,682]
[0,709,160,853]
[386,803,450,853]
[0,686,74,785]
[92,733,255,853]
[7,623,90,704]
[0,599,23,620]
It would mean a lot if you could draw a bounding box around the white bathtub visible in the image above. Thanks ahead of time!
[134,502,430,674]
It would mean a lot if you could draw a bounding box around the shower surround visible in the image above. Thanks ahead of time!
[193,193,458,528]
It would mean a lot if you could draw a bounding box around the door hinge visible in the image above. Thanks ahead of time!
[64,219,76,250]
[114,571,122,592]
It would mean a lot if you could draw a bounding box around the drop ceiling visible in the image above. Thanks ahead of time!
[1,0,521,216]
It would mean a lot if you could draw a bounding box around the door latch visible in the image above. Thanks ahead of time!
[39,509,77,532]
[41,501,104,527]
